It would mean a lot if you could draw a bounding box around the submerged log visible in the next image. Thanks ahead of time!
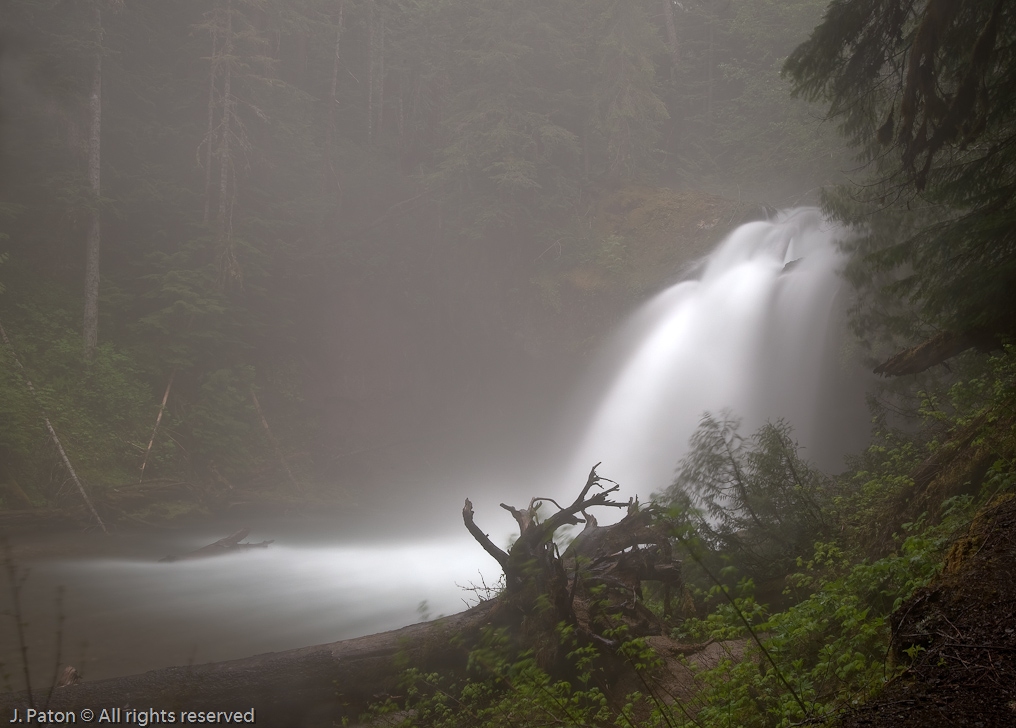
[159,528,274,562]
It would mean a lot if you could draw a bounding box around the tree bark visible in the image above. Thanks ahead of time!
[83,3,103,360]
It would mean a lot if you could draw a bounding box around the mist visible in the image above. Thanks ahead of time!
[1,0,875,702]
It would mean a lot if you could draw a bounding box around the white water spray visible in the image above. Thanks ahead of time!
[566,207,870,497]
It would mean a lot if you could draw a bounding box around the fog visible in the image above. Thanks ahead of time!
[1,206,873,685]
[0,0,867,691]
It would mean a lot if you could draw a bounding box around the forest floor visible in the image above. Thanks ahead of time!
[835,494,1016,727]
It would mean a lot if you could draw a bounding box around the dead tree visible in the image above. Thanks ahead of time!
[462,464,682,669]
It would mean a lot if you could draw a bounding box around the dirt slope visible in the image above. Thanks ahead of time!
[837,495,1016,727]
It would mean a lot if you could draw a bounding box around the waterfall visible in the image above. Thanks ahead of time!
[565,207,871,498]
[1,209,874,686]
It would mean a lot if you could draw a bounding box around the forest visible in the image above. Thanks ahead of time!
[1,0,1015,726]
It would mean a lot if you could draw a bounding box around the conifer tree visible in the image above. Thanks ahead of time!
[82,1,104,359]
[785,0,1016,353]
[661,412,828,581]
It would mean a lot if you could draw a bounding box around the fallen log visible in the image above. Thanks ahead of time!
[159,528,274,562]
[0,602,495,728]
[874,328,1002,376]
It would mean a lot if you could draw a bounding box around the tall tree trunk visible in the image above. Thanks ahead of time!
[83,4,103,360]
[325,0,344,194]
[660,0,680,76]
[217,0,234,241]
[707,9,714,144]
[215,0,242,286]
[366,0,375,146]
[376,13,385,135]
[202,23,219,226]
[397,73,405,163]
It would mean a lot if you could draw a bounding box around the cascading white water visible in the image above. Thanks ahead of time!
[565,207,871,497]
[1,209,873,687]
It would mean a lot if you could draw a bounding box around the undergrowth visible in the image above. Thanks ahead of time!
[366,350,1016,727]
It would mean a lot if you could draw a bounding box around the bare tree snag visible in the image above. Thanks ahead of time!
[462,464,682,667]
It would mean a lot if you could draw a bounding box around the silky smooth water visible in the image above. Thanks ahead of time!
[1,525,498,686]
[564,207,870,497]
